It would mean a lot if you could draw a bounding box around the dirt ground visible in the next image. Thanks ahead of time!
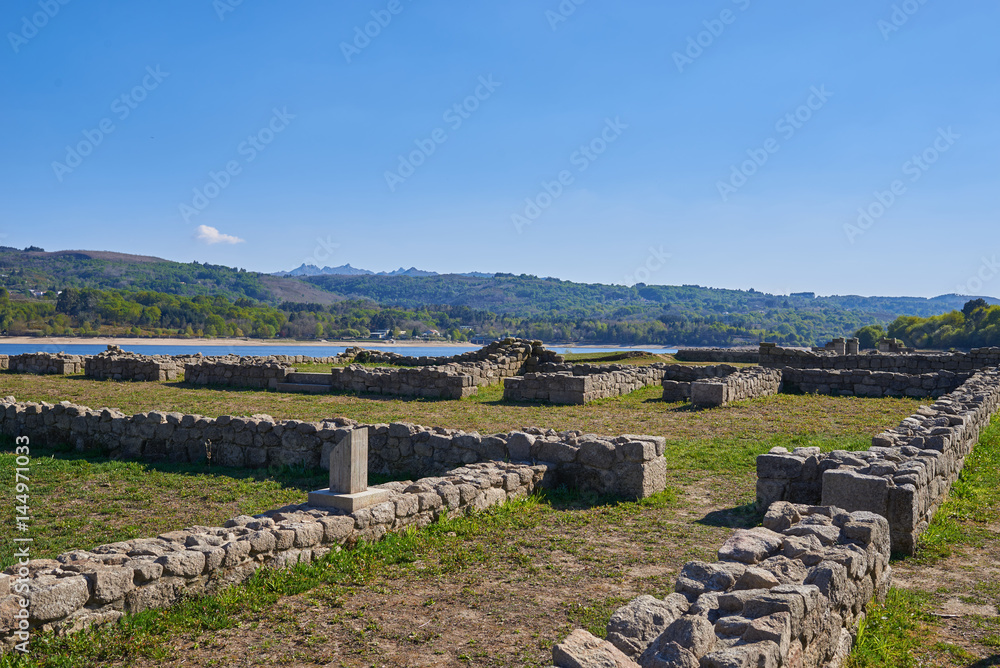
[113,480,1000,668]
[118,477,755,668]
[892,524,1000,667]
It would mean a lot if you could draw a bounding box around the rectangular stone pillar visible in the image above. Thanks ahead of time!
[308,428,390,511]
[329,427,368,494]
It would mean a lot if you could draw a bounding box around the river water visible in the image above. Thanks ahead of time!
[0,343,677,357]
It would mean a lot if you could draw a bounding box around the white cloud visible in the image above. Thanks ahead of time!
[195,225,245,245]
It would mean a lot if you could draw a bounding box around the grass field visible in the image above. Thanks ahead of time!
[0,367,997,667]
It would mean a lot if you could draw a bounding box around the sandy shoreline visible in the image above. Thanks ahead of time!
[0,336,471,348]
[0,336,673,350]
[0,336,676,351]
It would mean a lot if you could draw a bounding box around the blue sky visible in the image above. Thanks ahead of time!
[1,1,997,298]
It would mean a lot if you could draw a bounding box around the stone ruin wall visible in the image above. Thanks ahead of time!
[0,459,547,646]
[328,365,478,399]
[505,363,750,405]
[328,339,565,399]
[85,349,181,382]
[0,396,667,500]
[180,338,563,399]
[660,365,741,402]
[673,348,760,364]
[782,367,970,399]
[690,367,784,407]
[503,363,671,404]
[757,367,1000,554]
[338,338,562,372]
[760,343,1000,372]
[2,353,85,375]
[553,503,891,668]
[183,357,292,389]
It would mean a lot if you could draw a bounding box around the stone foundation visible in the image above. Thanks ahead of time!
[690,368,784,407]
[756,368,1000,553]
[329,365,477,399]
[554,503,891,668]
[503,364,669,404]
[338,337,561,373]
[674,348,759,364]
[183,357,292,389]
[0,396,667,500]
[782,367,969,398]
[760,343,1000,372]
[85,348,180,382]
[5,353,85,375]
[0,460,546,646]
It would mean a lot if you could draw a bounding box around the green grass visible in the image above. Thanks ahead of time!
[0,372,920,448]
[0,488,689,667]
[846,414,1000,665]
[0,440,407,571]
[0,372,937,664]
[914,415,1000,563]
[847,588,934,668]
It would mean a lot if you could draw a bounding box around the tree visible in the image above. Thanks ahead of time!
[854,324,886,349]
[963,298,988,317]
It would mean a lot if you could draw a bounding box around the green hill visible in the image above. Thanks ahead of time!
[0,248,337,305]
[1,246,995,346]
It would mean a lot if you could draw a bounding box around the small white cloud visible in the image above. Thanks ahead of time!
[195,225,245,245]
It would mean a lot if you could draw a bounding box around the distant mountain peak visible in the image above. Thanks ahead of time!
[272,263,494,279]
[377,267,437,277]
[273,263,374,278]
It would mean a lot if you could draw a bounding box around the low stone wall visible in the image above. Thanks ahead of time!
[270,355,339,364]
[661,364,740,402]
[503,364,668,404]
[0,397,667,499]
[756,368,1000,553]
[504,363,745,405]
[329,365,477,399]
[553,503,891,668]
[337,338,562,372]
[674,348,759,364]
[0,460,546,646]
[760,343,1000,372]
[183,357,292,389]
[690,368,784,407]
[782,367,969,398]
[85,349,180,382]
[5,353,86,375]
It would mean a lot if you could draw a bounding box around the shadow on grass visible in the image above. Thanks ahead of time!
[695,502,763,530]
[661,402,702,412]
[538,485,632,511]
[0,437,412,493]
[966,656,1000,667]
